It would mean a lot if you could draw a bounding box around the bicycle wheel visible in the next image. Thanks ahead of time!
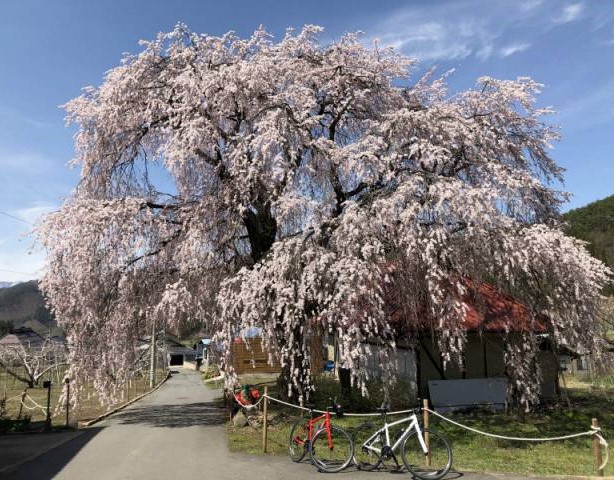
[309,425,354,473]
[288,419,310,462]
[352,423,382,471]
[401,428,452,480]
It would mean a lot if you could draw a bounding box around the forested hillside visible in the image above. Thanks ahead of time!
[0,281,59,336]
[563,194,614,294]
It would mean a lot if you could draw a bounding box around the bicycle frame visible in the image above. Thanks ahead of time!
[296,410,334,449]
[362,413,428,456]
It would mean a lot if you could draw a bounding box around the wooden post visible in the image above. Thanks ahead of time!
[262,386,269,453]
[65,378,70,428]
[593,418,603,477]
[17,389,26,419]
[44,380,52,431]
[423,398,431,467]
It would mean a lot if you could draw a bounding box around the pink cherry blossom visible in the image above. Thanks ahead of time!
[37,24,611,407]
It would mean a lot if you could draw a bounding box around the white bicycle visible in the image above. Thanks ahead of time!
[353,407,453,479]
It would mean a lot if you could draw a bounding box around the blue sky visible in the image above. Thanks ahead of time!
[0,0,612,282]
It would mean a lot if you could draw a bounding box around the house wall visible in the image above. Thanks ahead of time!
[537,349,559,398]
[418,333,558,400]
[233,338,281,375]
[362,345,418,399]
[231,335,325,376]
[564,356,592,377]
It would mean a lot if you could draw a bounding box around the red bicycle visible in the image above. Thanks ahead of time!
[288,400,354,473]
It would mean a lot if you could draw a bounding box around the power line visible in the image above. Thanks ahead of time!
[0,211,34,226]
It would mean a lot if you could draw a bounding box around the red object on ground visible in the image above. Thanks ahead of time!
[234,387,260,406]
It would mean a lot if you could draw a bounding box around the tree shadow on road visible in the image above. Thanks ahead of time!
[113,401,225,428]
[1,427,104,480]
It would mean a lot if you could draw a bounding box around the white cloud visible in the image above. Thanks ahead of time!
[14,201,57,225]
[499,42,531,57]
[552,3,585,25]
[0,201,57,282]
[0,106,56,129]
[0,250,44,282]
[0,151,53,175]
[519,0,545,12]
[557,80,614,132]
[364,0,605,62]
[365,0,539,62]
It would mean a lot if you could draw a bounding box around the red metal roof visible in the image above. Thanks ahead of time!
[461,281,547,333]
[383,269,547,334]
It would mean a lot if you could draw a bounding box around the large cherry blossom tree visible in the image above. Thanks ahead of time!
[38,25,610,406]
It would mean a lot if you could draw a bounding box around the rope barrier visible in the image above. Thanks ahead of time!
[426,407,594,442]
[19,394,48,415]
[263,394,414,416]
[5,393,27,402]
[424,407,609,472]
[258,394,609,472]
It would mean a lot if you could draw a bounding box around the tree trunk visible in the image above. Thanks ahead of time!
[243,201,277,264]
[338,367,352,398]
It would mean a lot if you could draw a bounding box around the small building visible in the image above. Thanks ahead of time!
[194,337,213,368]
[231,327,325,375]
[329,282,563,408]
[163,335,196,366]
[232,336,281,375]
[168,344,197,366]
[0,326,46,349]
[138,332,197,367]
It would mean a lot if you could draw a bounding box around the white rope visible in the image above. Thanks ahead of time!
[264,395,313,411]
[425,408,609,472]
[5,393,27,402]
[23,394,47,410]
[594,431,610,472]
[427,407,594,442]
[20,394,48,415]
[263,394,414,417]
[259,396,609,472]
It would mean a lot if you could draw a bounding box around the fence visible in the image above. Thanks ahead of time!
[0,359,168,427]
[235,389,610,477]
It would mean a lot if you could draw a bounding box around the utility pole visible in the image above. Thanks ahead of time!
[149,322,156,388]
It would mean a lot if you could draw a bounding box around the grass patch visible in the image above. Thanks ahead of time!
[226,377,614,476]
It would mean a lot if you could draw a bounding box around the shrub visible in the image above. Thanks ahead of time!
[0,414,31,434]
[202,364,220,380]
[310,374,416,413]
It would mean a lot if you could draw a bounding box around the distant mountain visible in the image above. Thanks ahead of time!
[0,281,18,289]
[563,194,614,294]
[0,280,60,336]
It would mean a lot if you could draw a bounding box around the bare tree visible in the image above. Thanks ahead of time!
[0,336,67,389]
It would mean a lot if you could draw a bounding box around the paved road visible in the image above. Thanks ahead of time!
[2,370,547,480]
